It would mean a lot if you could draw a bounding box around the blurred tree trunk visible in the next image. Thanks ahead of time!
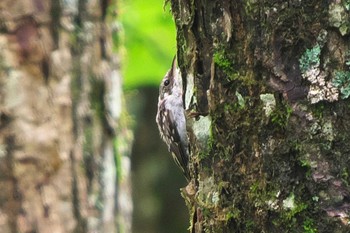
[171,0,350,232]
[0,1,132,233]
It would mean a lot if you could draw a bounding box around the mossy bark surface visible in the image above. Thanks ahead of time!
[171,0,350,232]
[0,1,130,233]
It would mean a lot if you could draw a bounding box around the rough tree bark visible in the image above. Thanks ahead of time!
[0,1,132,233]
[170,0,350,232]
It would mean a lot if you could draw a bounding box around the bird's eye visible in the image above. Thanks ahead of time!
[164,79,170,86]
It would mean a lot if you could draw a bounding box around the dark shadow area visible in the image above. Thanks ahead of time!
[128,86,188,233]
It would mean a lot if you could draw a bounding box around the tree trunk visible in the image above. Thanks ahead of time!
[0,1,132,233]
[171,0,350,232]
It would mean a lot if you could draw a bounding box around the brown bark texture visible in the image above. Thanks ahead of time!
[0,1,131,233]
[170,0,350,232]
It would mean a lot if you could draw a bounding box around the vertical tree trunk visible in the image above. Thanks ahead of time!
[171,0,350,232]
[0,1,131,233]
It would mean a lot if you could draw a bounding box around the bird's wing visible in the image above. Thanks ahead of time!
[161,106,190,179]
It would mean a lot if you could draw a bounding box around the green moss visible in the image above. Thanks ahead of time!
[247,180,281,214]
[303,218,317,233]
[198,151,209,160]
[299,159,312,178]
[213,49,234,73]
[225,208,241,221]
[275,199,310,231]
[244,0,259,16]
[269,102,293,129]
[282,193,308,219]
[223,101,243,114]
[247,179,316,232]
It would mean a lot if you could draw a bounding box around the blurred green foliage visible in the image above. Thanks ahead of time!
[121,0,176,88]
